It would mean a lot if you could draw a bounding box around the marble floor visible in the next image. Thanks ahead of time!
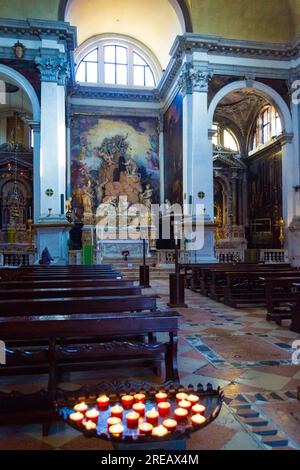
[0,279,300,450]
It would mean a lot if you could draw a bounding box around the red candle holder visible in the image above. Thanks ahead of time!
[139,422,153,435]
[187,394,200,405]
[74,402,88,415]
[176,392,188,402]
[110,405,124,419]
[85,408,99,424]
[158,401,171,417]
[132,402,145,416]
[191,414,207,426]
[155,392,168,403]
[174,408,188,421]
[69,412,84,425]
[107,417,121,428]
[108,423,124,437]
[134,393,146,404]
[84,420,97,431]
[178,399,192,412]
[192,403,206,415]
[163,419,177,432]
[97,395,110,410]
[126,411,140,428]
[146,407,159,426]
[121,395,134,407]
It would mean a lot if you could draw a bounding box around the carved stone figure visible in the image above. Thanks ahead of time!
[125,156,139,176]
[96,179,108,204]
[140,184,153,209]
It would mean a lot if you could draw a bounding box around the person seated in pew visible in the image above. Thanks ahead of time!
[38,247,54,265]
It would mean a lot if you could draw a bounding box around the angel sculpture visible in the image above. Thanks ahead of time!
[125,156,139,176]
[140,184,153,210]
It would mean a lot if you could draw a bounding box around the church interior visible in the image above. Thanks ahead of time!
[0,0,300,454]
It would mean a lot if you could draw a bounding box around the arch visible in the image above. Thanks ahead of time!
[58,0,193,32]
[208,80,292,136]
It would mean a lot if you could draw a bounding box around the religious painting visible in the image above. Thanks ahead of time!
[163,91,183,205]
[70,115,160,223]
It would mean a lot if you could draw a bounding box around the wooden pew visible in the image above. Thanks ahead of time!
[265,276,300,324]
[0,285,142,300]
[0,310,181,387]
[0,279,133,290]
[0,295,157,316]
[223,270,299,307]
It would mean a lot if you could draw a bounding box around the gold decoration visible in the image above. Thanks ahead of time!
[279,218,285,248]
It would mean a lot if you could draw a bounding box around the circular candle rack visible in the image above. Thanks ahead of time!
[57,380,223,444]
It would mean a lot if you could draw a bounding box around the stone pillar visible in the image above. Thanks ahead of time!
[159,112,165,205]
[179,63,216,261]
[33,54,72,264]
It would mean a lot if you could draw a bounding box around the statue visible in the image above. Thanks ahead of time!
[96,179,108,204]
[125,156,139,176]
[140,184,153,210]
[82,182,94,224]
[164,199,172,214]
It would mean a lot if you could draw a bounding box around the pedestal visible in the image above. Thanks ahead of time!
[34,218,72,265]
[139,265,150,288]
[168,273,187,308]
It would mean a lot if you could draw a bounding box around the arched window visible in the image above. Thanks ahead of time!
[75,36,160,88]
[212,124,239,152]
[251,105,282,151]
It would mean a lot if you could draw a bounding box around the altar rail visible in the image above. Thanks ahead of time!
[215,248,245,263]
[157,250,191,267]
[68,250,103,265]
[259,249,289,264]
[0,251,36,266]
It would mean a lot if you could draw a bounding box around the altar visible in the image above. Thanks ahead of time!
[97,239,150,259]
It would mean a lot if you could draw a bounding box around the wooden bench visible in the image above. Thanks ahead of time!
[0,295,157,316]
[0,279,133,290]
[265,276,300,324]
[291,284,300,333]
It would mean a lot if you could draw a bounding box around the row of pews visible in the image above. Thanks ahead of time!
[181,262,300,330]
[0,265,180,428]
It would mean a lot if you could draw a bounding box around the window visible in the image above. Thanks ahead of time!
[75,37,158,88]
[251,106,282,151]
[212,124,239,152]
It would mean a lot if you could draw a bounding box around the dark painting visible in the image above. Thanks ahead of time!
[163,92,183,205]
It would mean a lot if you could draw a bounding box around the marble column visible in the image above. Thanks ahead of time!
[179,63,216,261]
[34,55,72,264]
[159,112,165,205]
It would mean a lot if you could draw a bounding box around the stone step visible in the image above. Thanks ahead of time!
[251,425,278,436]
[240,417,269,426]
[237,409,260,418]
[262,435,289,447]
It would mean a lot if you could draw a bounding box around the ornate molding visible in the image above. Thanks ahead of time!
[35,55,70,84]
[70,84,160,103]
[178,63,212,95]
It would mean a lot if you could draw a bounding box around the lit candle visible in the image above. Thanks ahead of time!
[126,411,140,428]
[192,403,206,415]
[110,405,124,419]
[108,423,124,437]
[146,407,159,426]
[85,408,99,424]
[187,394,200,405]
[163,419,177,432]
[134,393,146,403]
[155,392,168,403]
[191,414,207,426]
[178,399,192,412]
[121,395,134,407]
[176,392,188,402]
[84,420,97,431]
[74,402,88,414]
[107,417,121,428]
[132,402,145,416]
[69,412,84,425]
[174,408,188,421]
[139,422,153,435]
[158,401,171,417]
[152,424,168,437]
[97,395,110,410]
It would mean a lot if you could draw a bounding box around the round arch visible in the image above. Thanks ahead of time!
[58,0,193,32]
[208,80,292,136]
[0,64,40,122]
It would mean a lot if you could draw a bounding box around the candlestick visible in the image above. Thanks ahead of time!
[139,422,153,435]
[158,401,171,417]
[191,414,207,426]
[107,417,121,428]
[74,402,88,414]
[69,412,84,425]
[176,392,188,402]
[152,424,168,437]
[174,408,188,421]
[192,403,206,415]
[178,399,192,412]
[84,420,97,431]
[97,395,110,410]
[163,419,177,432]
[132,402,145,416]
[187,394,200,405]
[110,405,124,419]
[146,407,159,426]
[85,408,99,424]
[155,392,168,403]
[134,393,146,403]
[121,395,134,407]
[108,423,124,437]
[126,411,140,428]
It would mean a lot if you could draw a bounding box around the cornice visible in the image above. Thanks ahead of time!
[0,17,77,51]
[171,34,300,62]
[70,84,161,103]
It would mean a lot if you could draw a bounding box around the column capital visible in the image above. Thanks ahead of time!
[178,63,213,95]
[35,54,70,85]
[27,120,40,132]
